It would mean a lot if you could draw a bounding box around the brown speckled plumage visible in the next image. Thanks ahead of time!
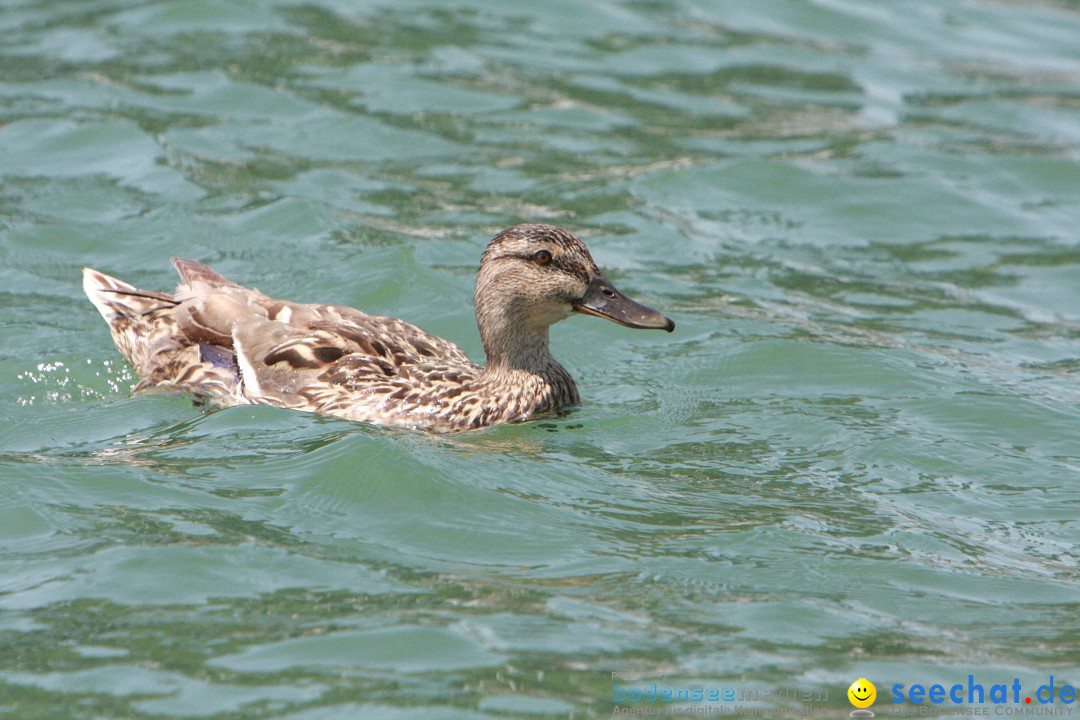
[84,224,673,432]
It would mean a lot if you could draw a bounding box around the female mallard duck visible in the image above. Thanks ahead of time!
[83,224,674,432]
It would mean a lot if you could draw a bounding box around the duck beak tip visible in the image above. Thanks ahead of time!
[574,276,675,333]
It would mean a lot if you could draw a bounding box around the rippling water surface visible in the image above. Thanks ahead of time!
[2,0,1080,717]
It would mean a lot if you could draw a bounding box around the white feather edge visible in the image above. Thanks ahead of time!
[232,333,262,398]
[82,268,124,322]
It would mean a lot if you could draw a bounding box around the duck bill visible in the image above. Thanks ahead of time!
[572,276,675,332]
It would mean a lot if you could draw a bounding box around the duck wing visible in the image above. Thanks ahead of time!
[230,311,480,420]
[165,259,476,413]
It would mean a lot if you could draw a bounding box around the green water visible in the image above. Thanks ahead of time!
[2,0,1080,717]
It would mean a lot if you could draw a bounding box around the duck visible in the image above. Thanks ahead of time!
[83,224,674,432]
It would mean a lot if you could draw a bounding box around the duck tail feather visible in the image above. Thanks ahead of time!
[83,268,177,322]
[83,267,184,373]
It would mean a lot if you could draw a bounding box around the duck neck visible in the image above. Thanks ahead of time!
[481,323,579,414]
[472,264,581,411]
[479,309,557,375]
[474,300,571,386]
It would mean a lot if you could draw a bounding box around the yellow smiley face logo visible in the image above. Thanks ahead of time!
[848,678,876,708]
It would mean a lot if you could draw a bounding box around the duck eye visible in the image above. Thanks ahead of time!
[533,250,553,265]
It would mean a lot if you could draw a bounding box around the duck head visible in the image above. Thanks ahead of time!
[474,225,674,363]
